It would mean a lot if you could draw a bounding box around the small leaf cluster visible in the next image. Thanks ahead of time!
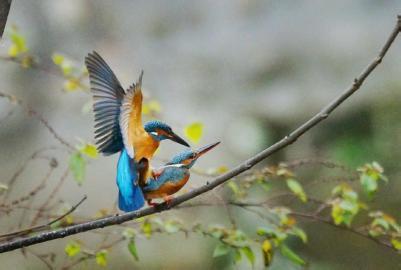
[69,143,98,185]
[52,53,88,92]
[358,162,388,198]
[257,207,307,267]
[7,26,34,68]
[368,211,401,250]
[329,183,365,226]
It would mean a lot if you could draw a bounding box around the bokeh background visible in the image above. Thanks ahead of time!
[1,1,401,269]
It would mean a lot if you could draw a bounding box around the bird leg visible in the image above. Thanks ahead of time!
[147,199,157,207]
[163,195,174,206]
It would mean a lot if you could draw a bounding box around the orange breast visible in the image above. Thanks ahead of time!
[144,174,190,199]
[133,129,159,161]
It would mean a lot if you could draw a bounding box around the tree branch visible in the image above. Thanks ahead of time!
[0,0,11,38]
[0,15,400,253]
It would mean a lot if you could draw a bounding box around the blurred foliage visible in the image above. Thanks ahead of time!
[184,122,204,145]
[1,13,401,269]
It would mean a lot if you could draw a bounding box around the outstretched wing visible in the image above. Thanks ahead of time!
[85,51,125,155]
[119,71,144,158]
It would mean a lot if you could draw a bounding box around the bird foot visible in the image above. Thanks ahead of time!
[163,195,174,206]
[147,199,157,207]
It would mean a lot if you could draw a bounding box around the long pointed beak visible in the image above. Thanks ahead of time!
[169,132,190,147]
[195,141,220,158]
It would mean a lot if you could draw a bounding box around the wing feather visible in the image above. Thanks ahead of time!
[119,71,144,158]
[85,51,125,155]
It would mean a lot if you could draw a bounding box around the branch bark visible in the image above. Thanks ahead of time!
[0,0,11,38]
[0,15,400,253]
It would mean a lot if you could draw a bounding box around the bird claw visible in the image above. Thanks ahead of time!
[163,195,174,206]
[147,196,174,208]
[147,199,157,207]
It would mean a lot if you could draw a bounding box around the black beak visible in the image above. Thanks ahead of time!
[169,131,190,147]
[195,141,220,158]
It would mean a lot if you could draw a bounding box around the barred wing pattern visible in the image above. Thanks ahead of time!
[85,51,125,155]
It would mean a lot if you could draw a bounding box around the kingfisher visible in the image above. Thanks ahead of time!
[85,51,189,212]
[143,141,220,205]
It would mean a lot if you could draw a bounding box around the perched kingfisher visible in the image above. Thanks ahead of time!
[85,51,189,212]
[143,142,220,205]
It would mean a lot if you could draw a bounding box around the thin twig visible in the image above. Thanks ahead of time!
[30,168,70,226]
[0,0,11,38]
[0,196,87,240]
[0,91,74,150]
[0,15,400,253]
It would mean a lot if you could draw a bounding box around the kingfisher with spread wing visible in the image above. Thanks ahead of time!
[143,142,220,205]
[85,52,189,212]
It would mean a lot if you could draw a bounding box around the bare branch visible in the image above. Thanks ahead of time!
[0,15,400,253]
[0,0,11,38]
[0,196,87,240]
[0,91,74,150]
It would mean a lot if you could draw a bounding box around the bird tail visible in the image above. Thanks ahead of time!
[116,149,145,212]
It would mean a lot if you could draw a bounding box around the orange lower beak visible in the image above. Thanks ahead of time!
[195,141,220,158]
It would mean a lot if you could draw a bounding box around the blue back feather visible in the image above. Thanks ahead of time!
[116,149,145,211]
[143,166,189,192]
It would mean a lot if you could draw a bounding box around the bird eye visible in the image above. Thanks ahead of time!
[150,131,158,136]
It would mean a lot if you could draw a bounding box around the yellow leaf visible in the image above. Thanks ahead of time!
[64,79,79,91]
[95,250,108,267]
[391,238,401,250]
[142,100,161,115]
[184,122,203,144]
[142,103,150,115]
[20,56,33,68]
[65,241,81,257]
[148,100,161,113]
[7,26,28,57]
[79,143,98,159]
[52,53,64,65]
[262,240,273,266]
[8,45,18,57]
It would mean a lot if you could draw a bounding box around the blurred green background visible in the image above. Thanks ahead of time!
[1,0,401,269]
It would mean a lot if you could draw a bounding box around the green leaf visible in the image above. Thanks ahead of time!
[227,182,240,196]
[122,228,136,239]
[280,244,305,266]
[208,226,224,239]
[64,241,81,257]
[95,250,108,267]
[233,249,242,264]
[213,243,230,257]
[257,226,275,237]
[291,227,308,243]
[240,246,255,266]
[69,152,86,185]
[286,178,307,202]
[360,174,378,198]
[258,179,271,191]
[79,143,98,159]
[164,220,181,234]
[184,122,203,144]
[128,239,139,261]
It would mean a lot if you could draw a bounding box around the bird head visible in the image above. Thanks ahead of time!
[144,120,189,147]
[167,141,220,169]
